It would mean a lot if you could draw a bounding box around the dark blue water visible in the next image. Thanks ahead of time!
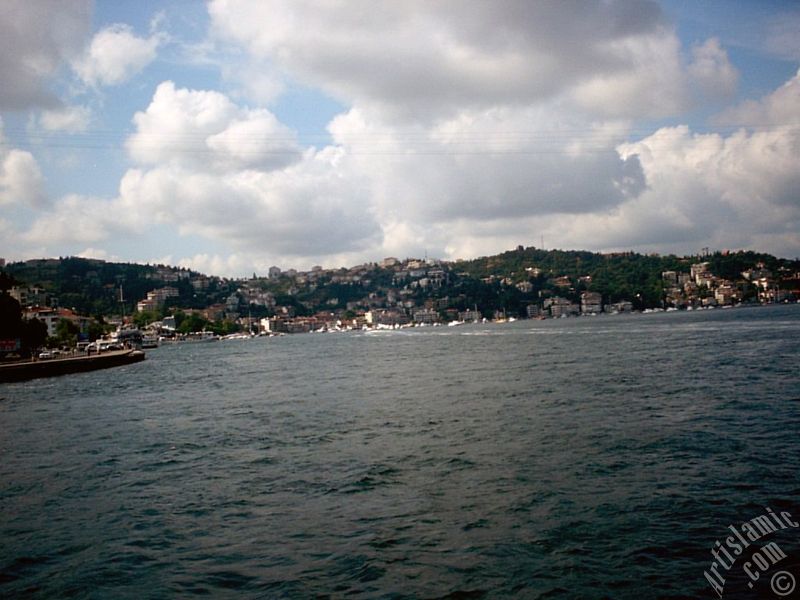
[2,305,799,598]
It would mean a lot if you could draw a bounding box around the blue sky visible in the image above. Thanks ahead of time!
[1,0,799,276]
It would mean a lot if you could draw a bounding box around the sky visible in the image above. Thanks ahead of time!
[1,0,799,277]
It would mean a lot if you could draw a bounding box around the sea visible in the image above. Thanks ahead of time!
[1,304,799,599]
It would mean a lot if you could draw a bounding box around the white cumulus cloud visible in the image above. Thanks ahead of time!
[715,68,800,128]
[126,81,301,171]
[688,38,739,102]
[608,84,800,257]
[114,83,381,262]
[37,105,92,132]
[22,194,122,246]
[73,23,161,87]
[0,120,47,208]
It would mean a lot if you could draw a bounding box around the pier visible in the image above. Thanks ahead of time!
[0,349,145,383]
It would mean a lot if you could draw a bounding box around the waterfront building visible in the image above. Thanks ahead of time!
[604,301,634,313]
[545,297,578,317]
[457,309,481,323]
[412,307,438,324]
[366,309,409,327]
[581,291,603,314]
[714,284,738,305]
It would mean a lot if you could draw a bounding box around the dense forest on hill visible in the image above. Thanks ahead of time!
[457,247,797,308]
[3,258,207,316]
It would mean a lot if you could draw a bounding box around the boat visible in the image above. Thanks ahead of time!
[220,333,252,340]
[111,327,144,349]
[182,331,219,343]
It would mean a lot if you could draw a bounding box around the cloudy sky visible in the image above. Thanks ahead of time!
[1,0,799,276]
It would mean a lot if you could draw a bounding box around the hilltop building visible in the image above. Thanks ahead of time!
[10,286,50,307]
[136,287,179,312]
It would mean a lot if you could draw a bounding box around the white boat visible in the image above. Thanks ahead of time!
[221,333,252,340]
[182,331,219,343]
[105,327,142,349]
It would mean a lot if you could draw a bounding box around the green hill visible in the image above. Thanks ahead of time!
[2,248,798,320]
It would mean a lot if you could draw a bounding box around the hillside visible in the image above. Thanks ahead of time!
[3,258,210,316]
[3,248,799,321]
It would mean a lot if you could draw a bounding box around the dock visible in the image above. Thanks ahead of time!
[0,349,146,383]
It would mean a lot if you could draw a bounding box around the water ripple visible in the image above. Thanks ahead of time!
[1,305,799,598]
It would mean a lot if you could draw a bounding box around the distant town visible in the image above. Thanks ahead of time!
[1,246,799,354]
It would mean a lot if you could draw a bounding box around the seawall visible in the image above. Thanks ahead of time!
[0,350,145,383]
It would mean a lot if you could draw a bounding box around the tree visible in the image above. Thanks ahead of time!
[177,313,209,334]
[0,289,47,356]
[0,270,17,293]
[208,319,241,336]
[52,318,80,348]
[133,309,161,328]
[88,317,110,341]
[21,319,47,354]
[0,292,23,339]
